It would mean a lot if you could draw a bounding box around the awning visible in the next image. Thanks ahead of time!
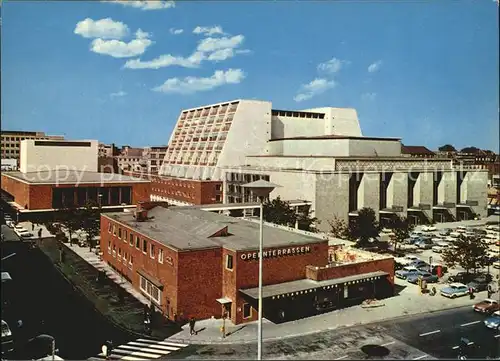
[216,297,232,304]
[239,271,389,300]
[136,269,164,290]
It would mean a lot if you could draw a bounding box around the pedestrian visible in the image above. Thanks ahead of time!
[32,223,35,231]
[468,287,474,300]
[38,228,42,239]
[189,317,196,335]
[487,285,493,298]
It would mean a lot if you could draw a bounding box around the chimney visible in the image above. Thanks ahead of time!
[134,202,148,222]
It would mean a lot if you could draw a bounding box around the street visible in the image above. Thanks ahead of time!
[177,307,499,360]
[1,225,137,359]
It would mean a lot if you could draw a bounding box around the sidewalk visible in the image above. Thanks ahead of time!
[167,279,498,345]
[19,221,151,306]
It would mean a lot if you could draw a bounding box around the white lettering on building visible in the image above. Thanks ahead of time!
[240,246,312,260]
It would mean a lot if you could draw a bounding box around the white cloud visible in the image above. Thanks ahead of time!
[91,30,153,58]
[74,18,129,40]
[192,25,225,36]
[108,0,175,10]
[368,60,383,73]
[196,35,244,53]
[361,92,377,101]
[169,28,183,35]
[317,57,348,74]
[110,91,127,97]
[153,69,245,94]
[293,78,336,102]
[124,34,247,69]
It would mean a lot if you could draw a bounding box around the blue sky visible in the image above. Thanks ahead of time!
[2,0,498,151]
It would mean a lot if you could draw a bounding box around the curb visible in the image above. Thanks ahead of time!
[166,302,479,346]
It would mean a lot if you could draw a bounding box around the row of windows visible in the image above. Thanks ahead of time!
[108,242,134,269]
[108,223,165,264]
[140,275,162,304]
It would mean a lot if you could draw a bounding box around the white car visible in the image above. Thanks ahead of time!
[432,246,444,253]
[6,220,15,228]
[486,225,500,231]
[450,232,461,238]
[14,227,32,238]
[493,261,500,270]
[422,226,437,232]
[395,255,420,265]
[440,283,469,298]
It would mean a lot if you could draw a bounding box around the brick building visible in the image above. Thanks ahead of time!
[100,204,394,325]
[1,171,150,221]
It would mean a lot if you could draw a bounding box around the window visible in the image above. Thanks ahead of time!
[129,233,134,246]
[139,275,162,304]
[150,244,156,259]
[118,248,122,261]
[113,225,116,236]
[107,240,111,253]
[112,244,116,258]
[158,249,164,264]
[142,239,148,254]
[243,303,251,319]
[128,256,133,269]
[108,223,112,233]
[135,236,140,249]
[226,254,233,270]
[123,230,128,242]
[118,228,122,239]
[123,252,127,264]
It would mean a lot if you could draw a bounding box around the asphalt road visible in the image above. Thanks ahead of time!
[177,307,499,360]
[1,224,137,359]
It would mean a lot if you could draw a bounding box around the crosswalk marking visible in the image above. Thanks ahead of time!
[127,341,178,351]
[136,338,189,347]
[94,337,189,360]
[119,345,171,355]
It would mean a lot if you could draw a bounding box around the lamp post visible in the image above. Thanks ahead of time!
[242,180,281,361]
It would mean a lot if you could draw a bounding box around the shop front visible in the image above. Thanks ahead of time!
[239,271,392,324]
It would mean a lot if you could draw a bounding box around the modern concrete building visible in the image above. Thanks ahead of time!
[19,139,99,173]
[158,100,488,228]
[1,130,64,165]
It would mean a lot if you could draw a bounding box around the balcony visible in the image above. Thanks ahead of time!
[228,106,237,113]
[210,108,218,116]
[180,113,187,120]
[206,146,214,150]
[222,127,230,132]
[220,106,228,113]
[209,162,216,166]
[202,110,210,116]
[190,147,196,150]
[225,116,234,122]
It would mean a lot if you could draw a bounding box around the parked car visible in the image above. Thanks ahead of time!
[18,231,34,239]
[440,283,469,298]
[410,260,429,269]
[1,320,14,355]
[439,229,452,236]
[431,245,445,253]
[415,239,433,249]
[395,266,420,280]
[450,232,461,238]
[473,229,487,236]
[484,310,500,330]
[428,263,448,275]
[492,261,500,269]
[473,299,500,314]
[486,225,500,231]
[395,255,420,266]
[467,277,491,292]
[448,272,490,284]
[407,271,439,284]
[422,226,437,232]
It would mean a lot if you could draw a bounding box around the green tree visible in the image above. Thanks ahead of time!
[389,216,415,252]
[441,234,490,274]
[60,204,83,247]
[438,144,457,152]
[262,196,297,227]
[81,200,101,251]
[349,207,380,248]
[328,216,352,240]
[296,206,319,232]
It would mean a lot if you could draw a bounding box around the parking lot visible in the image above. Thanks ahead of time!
[388,222,500,299]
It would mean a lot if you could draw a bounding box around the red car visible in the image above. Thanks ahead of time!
[473,299,500,314]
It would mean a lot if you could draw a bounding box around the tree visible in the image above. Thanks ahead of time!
[460,146,481,154]
[390,216,415,252]
[81,200,101,251]
[296,206,319,232]
[262,196,297,227]
[348,207,380,248]
[438,144,457,152]
[60,204,83,247]
[328,216,352,240]
[441,235,490,274]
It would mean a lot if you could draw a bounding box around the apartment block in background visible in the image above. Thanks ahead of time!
[1,130,64,165]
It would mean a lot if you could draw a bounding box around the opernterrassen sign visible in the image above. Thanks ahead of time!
[240,246,312,261]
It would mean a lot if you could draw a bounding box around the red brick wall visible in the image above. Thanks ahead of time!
[100,216,180,319]
[232,241,328,324]
[305,258,395,285]
[147,176,222,205]
[29,185,53,210]
[177,248,223,321]
[1,174,30,209]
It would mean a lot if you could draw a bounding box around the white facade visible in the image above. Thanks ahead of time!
[20,139,98,173]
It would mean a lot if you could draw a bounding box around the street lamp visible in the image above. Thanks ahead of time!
[242,180,281,361]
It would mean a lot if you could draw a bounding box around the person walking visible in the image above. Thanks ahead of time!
[189,317,196,335]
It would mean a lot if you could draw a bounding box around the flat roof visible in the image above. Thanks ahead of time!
[269,135,401,142]
[104,206,323,252]
[240,271,389,299]
[2,171,150,185]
